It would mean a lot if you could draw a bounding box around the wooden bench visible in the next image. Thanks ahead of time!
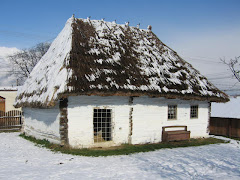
[162,126,190,142]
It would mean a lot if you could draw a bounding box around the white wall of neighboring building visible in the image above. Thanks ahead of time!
[0,90,21,112]
[23,95,210,148]
[211,96,240,119]
[23,106,60,144]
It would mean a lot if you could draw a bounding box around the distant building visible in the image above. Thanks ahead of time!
[211,96,240,119]
[0,87,21,112]
[210,96,240,138]
[15,16,228,148]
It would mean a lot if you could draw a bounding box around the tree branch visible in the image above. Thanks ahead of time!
[221,56,240,82]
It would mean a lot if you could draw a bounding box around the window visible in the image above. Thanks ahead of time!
[93,109,112,143]
[168,105,177,120]
[190,105,198,118]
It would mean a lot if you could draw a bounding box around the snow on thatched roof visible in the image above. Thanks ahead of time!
[15,16,229,108]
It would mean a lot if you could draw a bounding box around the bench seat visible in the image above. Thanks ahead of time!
[162,126,190,142]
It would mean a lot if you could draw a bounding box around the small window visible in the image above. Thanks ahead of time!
[93,109,112,143]
[168,105,177,120]
[190,105,198,119]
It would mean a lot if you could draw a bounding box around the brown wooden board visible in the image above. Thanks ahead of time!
[210,117,240,138]
[0,110,22,130]
[162,126,190,142]
[0,96,5,112]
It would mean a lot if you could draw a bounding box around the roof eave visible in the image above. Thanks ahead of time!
[15,90,229,108]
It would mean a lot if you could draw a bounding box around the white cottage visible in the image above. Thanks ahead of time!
[15,16,229,148]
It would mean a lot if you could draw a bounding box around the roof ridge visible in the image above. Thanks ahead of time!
[15,16,229,108]
[75,17,151,32]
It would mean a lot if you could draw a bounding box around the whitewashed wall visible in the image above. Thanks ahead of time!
[23,105,60,144]
[68,96,209,148]
[68,96,130,148]
[0,91,21,111]
[131,97,209,144]
[23,95,210,148]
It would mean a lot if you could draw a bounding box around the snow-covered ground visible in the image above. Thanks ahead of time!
[0,133,239,180]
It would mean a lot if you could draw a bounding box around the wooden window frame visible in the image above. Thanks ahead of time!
[190,105,198,119]
[93,108,112,143]
[168,105,177,120]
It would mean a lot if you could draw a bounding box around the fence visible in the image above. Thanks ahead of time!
[0,110,22,130]
[209,117,240,138]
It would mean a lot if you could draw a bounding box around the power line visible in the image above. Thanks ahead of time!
[204,72,229,76]
[220,89,239,91]
[208,76,234,80]
[184,55,220,61]
[182,56,222,64]
[214,83,240,87]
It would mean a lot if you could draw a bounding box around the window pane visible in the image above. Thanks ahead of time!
[93,108,112,143]
[168,105,177,120]
[190,105,198,118]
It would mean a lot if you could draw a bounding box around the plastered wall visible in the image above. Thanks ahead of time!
[23,96,209,148]
[67,96,209,148]
[23,105,60,144]
[0,91,21,112]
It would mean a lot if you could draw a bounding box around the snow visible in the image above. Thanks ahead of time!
[0,133,239,179]
[15,17,73,106]
[211,96,240,118]
[16,17,228,107]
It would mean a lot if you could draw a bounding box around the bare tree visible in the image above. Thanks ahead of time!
[221,56,240,82]
[8,42,51,85]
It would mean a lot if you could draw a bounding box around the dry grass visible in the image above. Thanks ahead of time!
[19,133,228,157]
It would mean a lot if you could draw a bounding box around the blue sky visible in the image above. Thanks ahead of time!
[0,0,239,49]
[0,0,240,92]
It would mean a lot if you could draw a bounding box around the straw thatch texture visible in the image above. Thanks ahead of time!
[15,16,229,108]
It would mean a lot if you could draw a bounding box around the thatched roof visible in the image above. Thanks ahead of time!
[15,16,229,108]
